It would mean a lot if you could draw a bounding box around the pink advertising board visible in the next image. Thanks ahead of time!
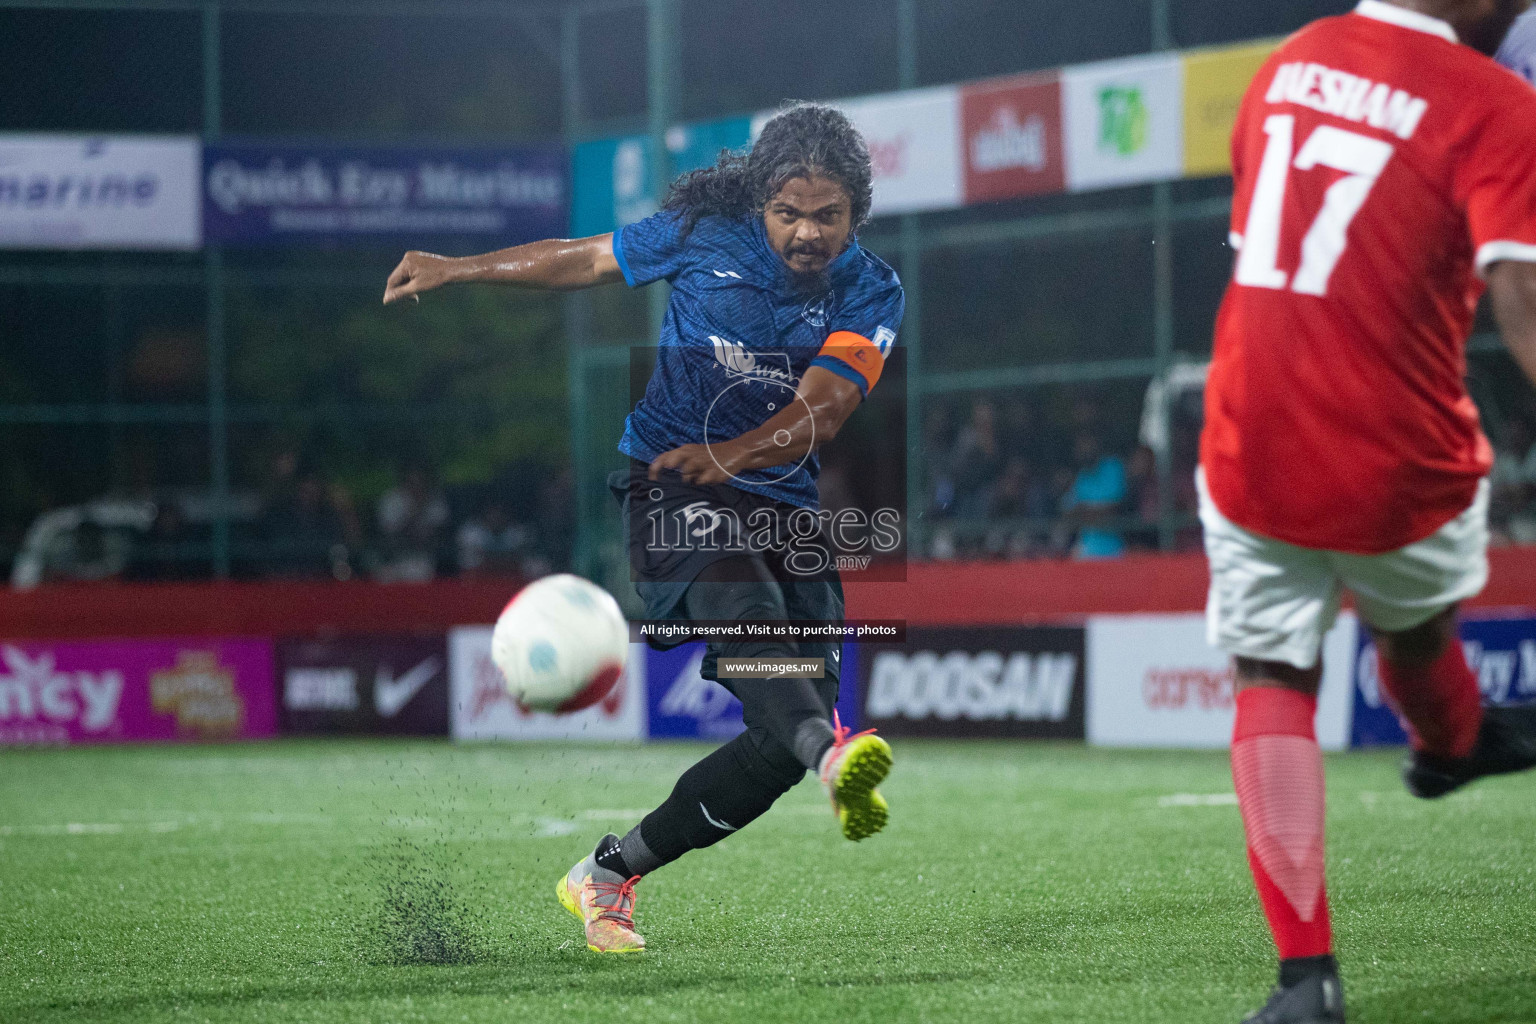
[0,638,277,745]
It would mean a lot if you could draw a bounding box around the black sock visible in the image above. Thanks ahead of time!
[1279,954,1338,987]
[593,832,633,878]
[632,729,804,872]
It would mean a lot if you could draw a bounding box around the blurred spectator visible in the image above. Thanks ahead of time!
[1001,396,1061,474]
[1058,432,1127,559]
[1491,417,1536,544]
[533,468,575,573]
[125,502,203,582]
[985,456,1052,558]
[1126,443,1200,551]
[259,463,361,580]
[1126,445,1162,550]
[923,403,957,516]
[52,519,118,583]
[457,499,534,576]
[950,400,1003,518]
[375,464,450,582]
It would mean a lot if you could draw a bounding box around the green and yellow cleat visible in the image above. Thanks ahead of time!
[557,837,646,953]
[818,711,892,841]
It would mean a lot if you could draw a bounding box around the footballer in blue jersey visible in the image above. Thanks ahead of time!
[385,103,899,954]
[614,205,901,509]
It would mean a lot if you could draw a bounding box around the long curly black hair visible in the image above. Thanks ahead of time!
[663,102,874,236]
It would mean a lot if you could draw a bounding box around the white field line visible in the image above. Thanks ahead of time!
[0,822,161,836]
[1157,793,1239,808]
[0,812,338,837]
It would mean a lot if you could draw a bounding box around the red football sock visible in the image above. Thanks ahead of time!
[1374,639,1482,758]
[1232,687,1332,961]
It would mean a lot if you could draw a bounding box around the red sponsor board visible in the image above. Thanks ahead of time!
[961,72,1064,203]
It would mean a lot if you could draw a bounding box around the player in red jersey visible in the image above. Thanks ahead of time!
[1200,2,1536,1021]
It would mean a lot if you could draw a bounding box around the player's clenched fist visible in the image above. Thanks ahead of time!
[383,250,457,305]
[648,443,738,486]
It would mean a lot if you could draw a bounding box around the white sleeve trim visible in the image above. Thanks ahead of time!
[1476,240,1536,278]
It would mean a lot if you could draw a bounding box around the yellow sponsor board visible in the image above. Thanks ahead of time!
[1182,40,1281,178]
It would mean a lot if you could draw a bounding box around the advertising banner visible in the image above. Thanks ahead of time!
[277,634,448,736]
[570,117,751,237]
[859,626,1085,739]
[1086,613,1355,750]
[203,143,566,246]
[1063,54,1184,192]
[571,135,656,238]
[1352,613,1536,747]
[961,72,1065,203]
[0,638,275,746]
[1182,41,1278,178]
[645,641,861,741]
[448,626,646,741]
[808,86,963,216]
[0,134,201,251]
[668,117,753,179]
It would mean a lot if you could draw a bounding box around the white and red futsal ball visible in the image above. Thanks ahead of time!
[491,574,629,714]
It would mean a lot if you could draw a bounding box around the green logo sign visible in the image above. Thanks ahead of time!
[1097,86,1149,157]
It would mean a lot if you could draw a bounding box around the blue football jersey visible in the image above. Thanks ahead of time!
[614,210,904,509]
[1498,9,1536,84]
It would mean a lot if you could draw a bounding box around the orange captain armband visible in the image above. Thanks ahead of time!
[816,331,885,392]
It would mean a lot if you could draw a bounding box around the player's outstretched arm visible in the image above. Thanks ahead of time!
[648,366,863,486]
[382,234,623,304]
[1488,260,1536,386]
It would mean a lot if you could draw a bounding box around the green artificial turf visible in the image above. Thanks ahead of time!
[1,740,1532,1023]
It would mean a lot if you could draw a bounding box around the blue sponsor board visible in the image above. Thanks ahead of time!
[204,143,566,247]
[667,117,753,177]
[1352,614,1536,747]
[570,117,752,237]
[645,641,860,741]
[571,135,654,238]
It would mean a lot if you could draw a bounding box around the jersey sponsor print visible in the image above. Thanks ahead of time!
[1202,2,1536,554]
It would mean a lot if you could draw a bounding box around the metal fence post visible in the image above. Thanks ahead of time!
[645,0,678,342]
[1151,0,1176,551]
[559,8,600,578]
[896,0,925,557]
[203,0,231,578]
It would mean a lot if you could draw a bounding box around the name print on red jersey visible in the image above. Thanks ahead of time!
[1263,62,1429,141]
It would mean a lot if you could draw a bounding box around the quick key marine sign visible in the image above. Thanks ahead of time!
[204,143,566,246]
